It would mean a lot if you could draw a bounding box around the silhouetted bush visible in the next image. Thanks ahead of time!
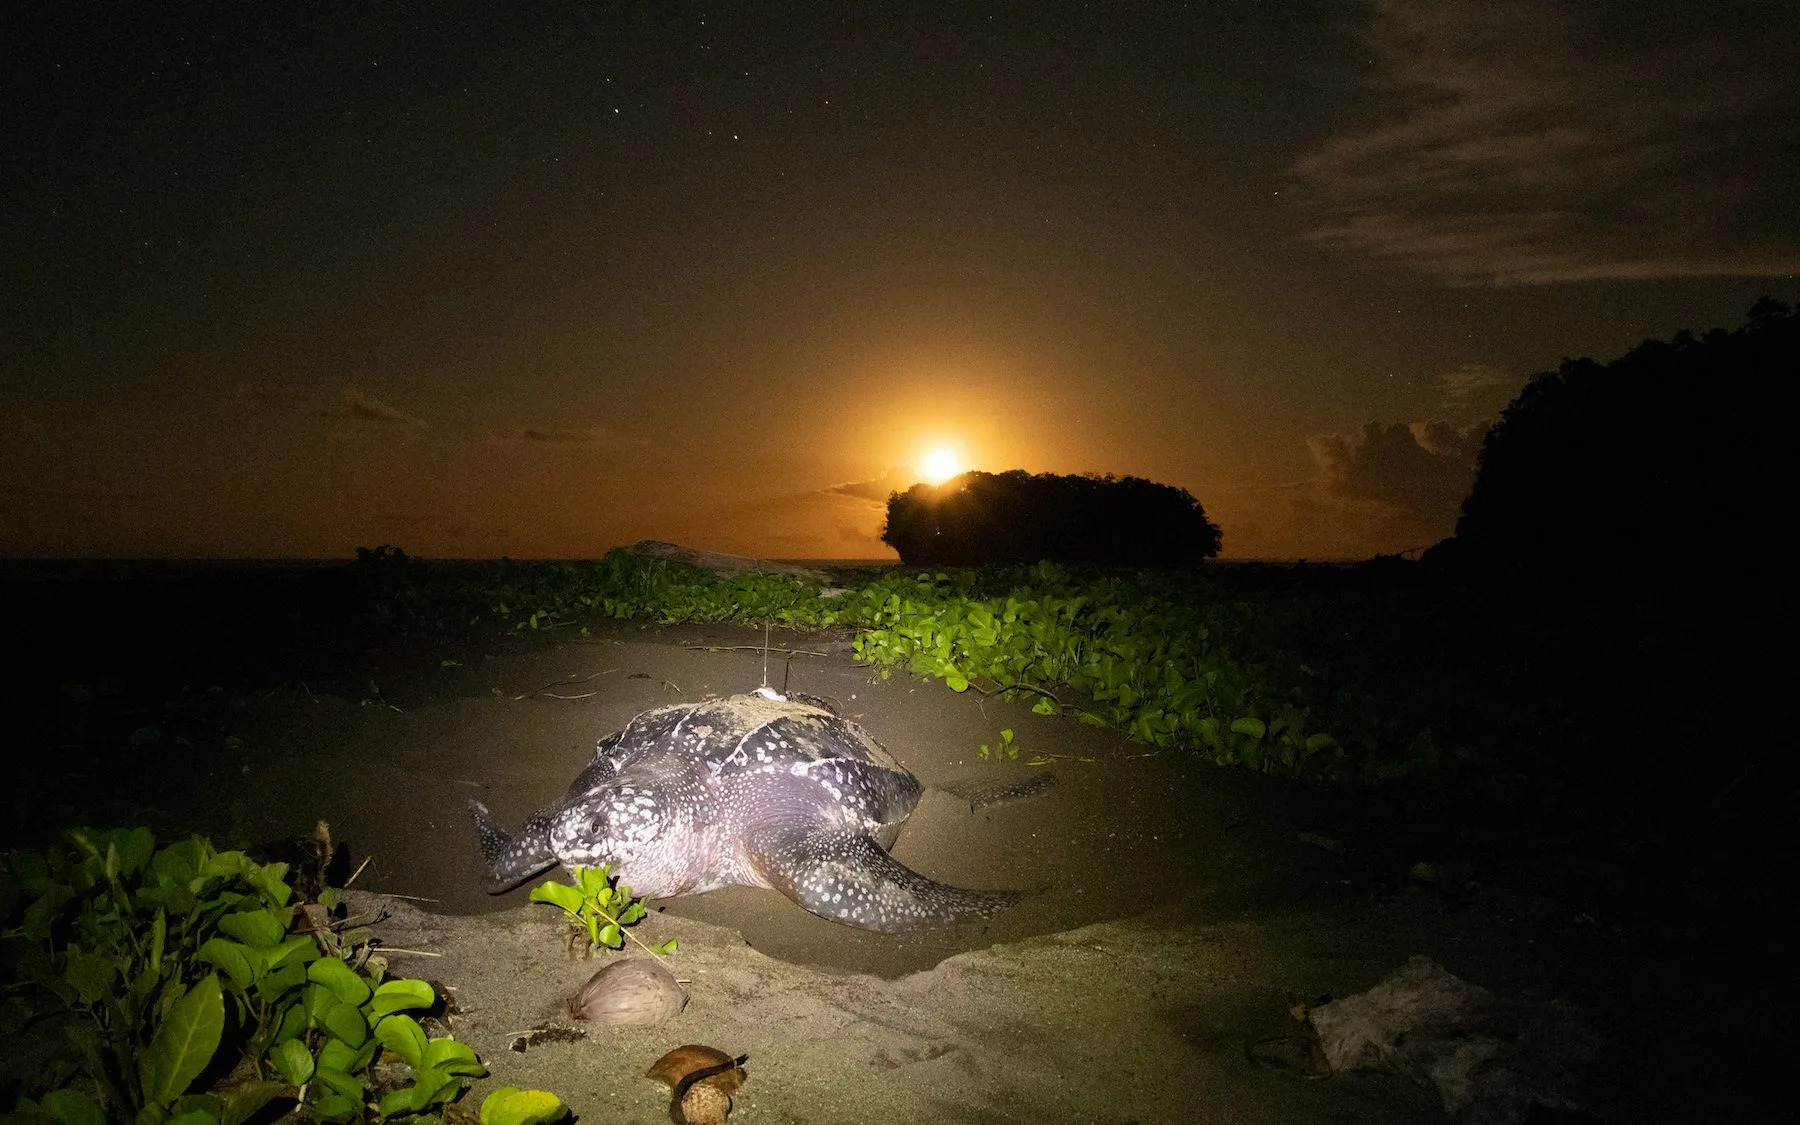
[881,470,1222,566]
[1424,300,1795,831]
[1432,297,1793,596]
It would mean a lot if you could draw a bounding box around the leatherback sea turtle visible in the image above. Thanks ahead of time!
[469,690,1020,931]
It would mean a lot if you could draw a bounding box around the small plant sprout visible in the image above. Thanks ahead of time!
[979,728,1018,760]
[529,864,678,958]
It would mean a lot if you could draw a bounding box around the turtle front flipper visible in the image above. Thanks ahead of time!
[468,799,559,893]
[746,823,1022,932]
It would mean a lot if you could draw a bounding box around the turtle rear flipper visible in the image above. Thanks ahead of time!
[945,772,1059,812]
[746,823,1022,932]
[468,799,558,893]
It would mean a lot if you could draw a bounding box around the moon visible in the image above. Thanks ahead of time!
[920,447,961,484]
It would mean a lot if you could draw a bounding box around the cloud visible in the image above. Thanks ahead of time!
[1290,0,1800,284]
[1311,420,1484,510]
[1287,419,1488,553]
[234,385,427,428]
[325,391,427,428]
[827,465,918,503]
[1438,363,1522,413]
[503,425,647,449]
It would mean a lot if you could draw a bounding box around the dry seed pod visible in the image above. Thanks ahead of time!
[565,958,685,1026]
[675,1081,731,1125]
[645,1045,747,1093]
[647,1045,746,1125]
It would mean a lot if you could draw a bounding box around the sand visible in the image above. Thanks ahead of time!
[18,618,1778,1122]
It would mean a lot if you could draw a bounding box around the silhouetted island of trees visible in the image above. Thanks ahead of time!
[881,470,1222,566]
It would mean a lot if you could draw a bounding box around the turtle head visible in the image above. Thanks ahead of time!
[546,781,668,872]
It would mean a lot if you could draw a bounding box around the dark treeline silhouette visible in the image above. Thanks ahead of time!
[1429,297,1793,594]
[881,470,1222,566]
[1421,299,1795,844]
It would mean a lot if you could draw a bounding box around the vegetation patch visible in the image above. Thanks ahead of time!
[529,865,677,959]
[0,827,540,1124]
[352,552,1392,781]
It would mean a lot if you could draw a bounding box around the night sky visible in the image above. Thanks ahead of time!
[5,1,1796,561]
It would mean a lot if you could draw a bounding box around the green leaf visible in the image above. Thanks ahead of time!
[321,998,368,1047]
[218,1081,287,1125]
[574,866,611,898]
[264,934,320,972]
[113,828,157,877]
[316,1036,365,1077]
[1229,716,1267,740]
[422,1035,485,1075]
[412,1066,470,1108]
[23,884,75,942]
[528,881,583,914]
[39,1088,107,1125]
[196,939,257,993]
[202,848,255,881]
[373,1013,428,1070]
[377,1084,430,1119]
[479,1087,570,1125]
[147,838,202,888]
[217,909,287,949]
[306,956,372,1008]
[267,1037,314,1085]
[3,1097,51,1125]
[244,863,293,910]
[63,946,118,1006]
[268,997,308,1044]
[139,974,225,1109]
[310,1091,359,1124]
[649,938,679,955]
[303,984,337,1029]
[255,959,308,1004]
[168,1092,224,1123]
[369,977,437,1018]
[149,907,167,974]
[311,1065,364,1102]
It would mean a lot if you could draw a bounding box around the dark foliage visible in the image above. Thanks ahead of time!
[880,470,1222,566]
[1424,299,1797,844]
[1435,297,1794,593]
